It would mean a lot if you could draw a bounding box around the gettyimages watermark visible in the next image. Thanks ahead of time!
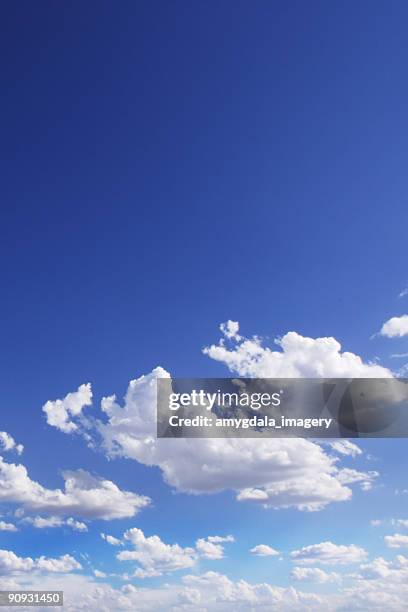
[157,378,408,438]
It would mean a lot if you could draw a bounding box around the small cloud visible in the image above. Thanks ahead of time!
[220,320,241,340]
[379,315,408,338]
[94,569,107,578]
[384,534,408,549]
[42,384,93,434]
[250,544,279,557]
[398,288,408,299]
[329,440,362,458]
[101,533,122,546]
[0,432,23,455]
[0,521,17,532]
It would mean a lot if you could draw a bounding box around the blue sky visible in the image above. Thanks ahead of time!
[1,2,408,610]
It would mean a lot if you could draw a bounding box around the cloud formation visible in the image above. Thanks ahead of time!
[385,534,408,549]
[290,541,367,565]
[43,384,92,433]
[204,322,392,377]
[380,315,408,338]
[0,457,149,520]
[250,544,279,557]
[0,549,81,575]
[0,432,23,455]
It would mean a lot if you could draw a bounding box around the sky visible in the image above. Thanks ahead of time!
[1,1,408,610]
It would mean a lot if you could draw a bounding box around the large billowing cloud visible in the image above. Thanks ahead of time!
[94,369,377,511]
[42,322,383,511]
[0,457,149,520]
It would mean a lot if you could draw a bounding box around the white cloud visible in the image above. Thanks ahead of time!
[89,366,377,512]
[23,516,87,531]
[207,535,234,543]
[43,383,92,433]
[336,467,378,491]
[117,529,234,577]
[0,549,81,575]
[379,315,408,338]
[329,440,362,458]
[385,534,408,549]
[204,323,392,377]
[399,288,408,299]
[0,432,23,455]
[195,538,227,560]
[117,528,196,577]
[219,320,241,340]
[0,521,17,532]
[291,566,340,583]
[358,555,408,581]
[370,520,383,527]
[35,554,82,573]
[101,533,122,546]
[42,323,384,514]
[93,569,107,578]
[66,517,88,531]
[24,516,63,529]
[250,544,279,557]
[0,570,327,611]
[290,541,367,565]
[0,457,149,520]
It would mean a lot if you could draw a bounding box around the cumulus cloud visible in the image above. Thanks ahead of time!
[0,521,17,532]
[219,320,241,340]
[204,323,392,378]
[87,365,377,512]
[207,535,234,543]
[379,315,408,338]
[0,570,327,611]
[23,516,87,531]
[116,529,235,577]
[0,457,149,520]
[93,569,107,578]
[117,528,196,577]
[195,537,232,560]
[385,534,408,549]
[42,384,92,433]
[291,566,340,583]
[40,323,383,513]
[0,549,81,575]
[0,432,23,455]
[290,541,367,565]
[101,533,122,546]
[250,544,279,557]
[358,555,408,580]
